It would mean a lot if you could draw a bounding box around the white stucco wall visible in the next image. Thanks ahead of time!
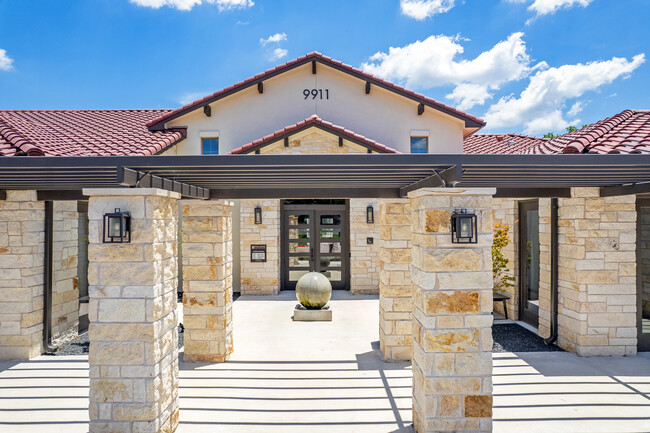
[167,62,465,155]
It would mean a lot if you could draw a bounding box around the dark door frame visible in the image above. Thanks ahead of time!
[519,200,540,328]
[280,201,350,291]
[636,198,650,352]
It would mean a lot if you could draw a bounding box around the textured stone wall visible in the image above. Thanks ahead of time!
[239,200,280,295]
[51,201,80,344]
[350,199,381,294]
[410,188,494,433]
[554,187,637,356]
[537,199,552,339]
[0,191,45,360]
[259,131,371,155]
[86,188,180,433]
[379,199,412,361]
[181,200,233,362]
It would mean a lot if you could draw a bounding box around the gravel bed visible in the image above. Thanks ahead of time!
[492,323,564,352]
[51,322,557,356]
[48,325,185,356]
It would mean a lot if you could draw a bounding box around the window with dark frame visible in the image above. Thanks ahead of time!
[201,137,219,155]
[410,136,428,154]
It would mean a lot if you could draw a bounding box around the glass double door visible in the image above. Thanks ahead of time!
[282,204,349,290]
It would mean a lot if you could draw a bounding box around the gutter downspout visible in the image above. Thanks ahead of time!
[544,198,559,346]
[42,200,56,353]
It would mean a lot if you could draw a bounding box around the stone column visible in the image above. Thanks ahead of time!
[85,188,180,433]
[379,198,412,361]
[180,200,233,362]
[0,191,45,360]
[553,187,637,356]
[410,188,494,433]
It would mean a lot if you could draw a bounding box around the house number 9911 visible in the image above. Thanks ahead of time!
[303,88,329,99]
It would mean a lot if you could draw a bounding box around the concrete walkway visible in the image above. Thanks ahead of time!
[0,291,649,432]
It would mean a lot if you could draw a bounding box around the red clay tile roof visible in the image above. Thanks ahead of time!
[527,110,650,155]
[0,109,186,156]
[228,114,399,155]
[463,133,547,155]
[147,52,485,134]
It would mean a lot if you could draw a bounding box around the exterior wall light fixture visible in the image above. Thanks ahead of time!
[254,206,263,224]
[451,209,477,244]
[103,208,131,243]
[366,205,374,224]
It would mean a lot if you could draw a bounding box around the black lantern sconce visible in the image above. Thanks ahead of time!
[103,208,131,243]
[254,206,263,225]
[366,205,374,224]
[451,209,477,244]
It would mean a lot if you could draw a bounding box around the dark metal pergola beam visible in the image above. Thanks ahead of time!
[399,165,461,197]
[118,168,210,200]
[0,154,649,200]
[600,182,650,197]
[494,188,572,198]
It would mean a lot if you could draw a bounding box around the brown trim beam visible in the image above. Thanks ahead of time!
[37,190,87,201]
[258,82,264,94]
[417,103,424,116]
[312,60,317,74]
[365,81,371,94]
[203,105,211,117]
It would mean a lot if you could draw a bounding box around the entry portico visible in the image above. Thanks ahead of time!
[2,153,650,433]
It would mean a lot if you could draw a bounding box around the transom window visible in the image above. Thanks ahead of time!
[202,137,219,155]
[410,136,428,154]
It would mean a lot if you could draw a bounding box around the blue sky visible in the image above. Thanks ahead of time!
[0,0,647,134]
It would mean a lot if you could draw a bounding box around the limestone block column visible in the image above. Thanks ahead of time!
[410,188,495,433]
[0,191,45,360]
[554,187,637,356]
[379,198,412,361]
[180,200,233,362]
[85,188,180,433]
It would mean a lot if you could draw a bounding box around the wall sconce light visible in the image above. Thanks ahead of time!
[366,205,374,224]
[254,206,263,224]
[103,208,131,243]
[451,209,477,244]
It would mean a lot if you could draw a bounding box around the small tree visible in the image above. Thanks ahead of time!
[492,222,515,293]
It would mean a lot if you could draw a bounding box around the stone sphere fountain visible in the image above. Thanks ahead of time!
[293,272,333,321]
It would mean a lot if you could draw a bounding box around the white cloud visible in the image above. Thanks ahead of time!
[528,0,593,16]
[400,0,455,20]
[269,48,288,61]
[178,91,210,105]
[0,49,14,71]
[129,0,253,11]
[260,33,287,46]
[361,32,536,109]
[567,100,583,117]
[485,54,645,134]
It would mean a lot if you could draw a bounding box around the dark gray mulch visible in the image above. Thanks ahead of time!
[492,323,564,352]
[48,325,185,356]
[46,332,90,356]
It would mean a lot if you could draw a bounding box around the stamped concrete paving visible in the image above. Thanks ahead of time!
[0,291,649,432]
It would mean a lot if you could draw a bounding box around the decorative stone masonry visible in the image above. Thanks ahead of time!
[51,201,80,344]
[553,187,637,356]
[240,200,280,295]
[350,199,381,295]
[410,188,494,433]
[85,188,180,433]
[379,198,412,361]
[181,200,233,362]
[0,190,45,360]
